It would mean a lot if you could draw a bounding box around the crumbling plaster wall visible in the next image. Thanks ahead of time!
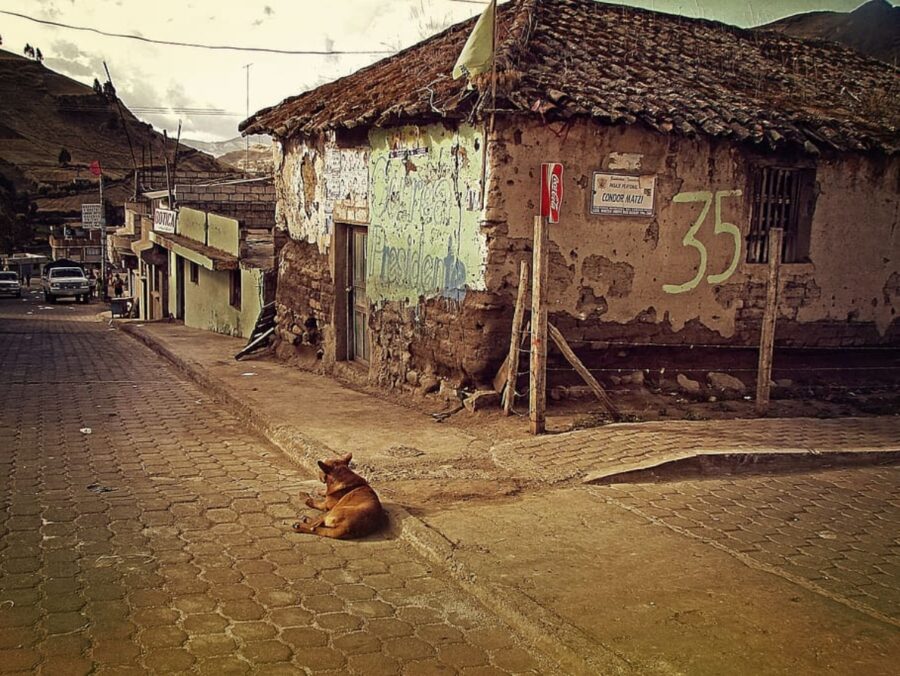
[271,122,500,386]
[486,118,899,347]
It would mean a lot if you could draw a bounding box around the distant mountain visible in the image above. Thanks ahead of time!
[180,135,271,158]
[0,48,227,192]
[759,0,899,64]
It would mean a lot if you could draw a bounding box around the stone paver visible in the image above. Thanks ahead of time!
[0,295,543,674]
[595,466,900,626]
[492,418,900,484]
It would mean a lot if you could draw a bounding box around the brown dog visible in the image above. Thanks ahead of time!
[292,453,386,539]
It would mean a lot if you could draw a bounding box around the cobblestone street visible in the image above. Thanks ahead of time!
[598,467,900,627]
[0,296,543,675]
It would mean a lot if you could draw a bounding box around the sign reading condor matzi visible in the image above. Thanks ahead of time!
[591,172,656,217]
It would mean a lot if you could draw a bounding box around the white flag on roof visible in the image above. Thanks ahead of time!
[452,0,496,80]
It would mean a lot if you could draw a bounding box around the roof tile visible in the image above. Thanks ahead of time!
[242,0,899,154]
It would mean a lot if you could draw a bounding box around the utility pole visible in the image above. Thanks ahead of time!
[99,173,107,300]
[244,63,252,174]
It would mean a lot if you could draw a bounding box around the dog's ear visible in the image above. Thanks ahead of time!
[317,460,329,473]
[341,453,352,465]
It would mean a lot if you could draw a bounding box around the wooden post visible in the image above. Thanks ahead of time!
[756,227,783,414]
[503,261,530,415]
[548,323,620,421]
[530,216,549,434]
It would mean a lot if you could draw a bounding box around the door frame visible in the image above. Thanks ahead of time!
[334,222,370,364]
[175,256,185,320]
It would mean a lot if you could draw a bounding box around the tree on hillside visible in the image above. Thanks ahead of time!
[35,48,43,62]
[102,80,116,101]
[58,148,71,167]
[23,44,34,58]
[93,78,103,95]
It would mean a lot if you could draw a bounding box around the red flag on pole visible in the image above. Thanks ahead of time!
[89,160,102,177]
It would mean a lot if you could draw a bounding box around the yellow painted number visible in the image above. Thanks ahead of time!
[663,189,743,294]
[663,191,711,294]
[707,190,742,284]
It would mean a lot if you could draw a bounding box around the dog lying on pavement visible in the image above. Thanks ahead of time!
[292,453,387,539]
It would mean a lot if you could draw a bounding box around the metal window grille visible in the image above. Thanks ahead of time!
[747,167,804,264]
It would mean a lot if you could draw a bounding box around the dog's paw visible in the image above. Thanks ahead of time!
[304,496,316,508]
[291,521,308,532]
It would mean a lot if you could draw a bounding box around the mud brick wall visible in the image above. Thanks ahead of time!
[367,291,511,390]
[487,118,899,356]
[273,239,334,357]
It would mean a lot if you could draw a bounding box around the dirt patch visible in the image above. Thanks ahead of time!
[384,478,522,511]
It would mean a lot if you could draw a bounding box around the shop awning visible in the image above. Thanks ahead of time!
[149,231,238,271]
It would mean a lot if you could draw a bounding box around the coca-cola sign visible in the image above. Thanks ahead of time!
[540,162,564,223]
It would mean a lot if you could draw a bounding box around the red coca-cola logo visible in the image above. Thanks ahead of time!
[540,163,564,223]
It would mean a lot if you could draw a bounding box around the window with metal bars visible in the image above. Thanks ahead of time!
[746,166,816,264]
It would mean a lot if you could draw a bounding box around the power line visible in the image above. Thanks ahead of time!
[0,9,396,55]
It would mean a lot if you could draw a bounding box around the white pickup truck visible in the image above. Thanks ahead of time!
[42,266,90,303]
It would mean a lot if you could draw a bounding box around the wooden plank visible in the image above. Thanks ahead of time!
[493,354,509,395]
[756,227,784,414]
[530,216,549,434]
[503,261,530,415]
[548,322,621,421]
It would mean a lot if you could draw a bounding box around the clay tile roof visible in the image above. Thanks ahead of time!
[241,0,900,154]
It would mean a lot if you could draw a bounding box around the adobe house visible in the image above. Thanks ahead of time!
[241,0,899,392]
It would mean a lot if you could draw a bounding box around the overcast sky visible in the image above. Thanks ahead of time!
[0,0,882,142]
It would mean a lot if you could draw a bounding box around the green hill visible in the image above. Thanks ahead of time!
[759,0,899,65]
[0,47,225,192]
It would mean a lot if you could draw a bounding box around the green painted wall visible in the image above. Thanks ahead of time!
[170,255,263,338]
[367,124,486,304]
[208,213,240,256]
[178,207,207,243]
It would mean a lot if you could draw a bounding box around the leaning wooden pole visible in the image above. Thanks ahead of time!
[548,322,620,421]
[503,261,530,415]
[756,227,784,414]
[530,216,549,434]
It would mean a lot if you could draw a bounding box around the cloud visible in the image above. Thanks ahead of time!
[43,57,93,77]
[45,39,106,83]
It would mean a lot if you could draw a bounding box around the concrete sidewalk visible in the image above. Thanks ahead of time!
[115,318,900,493]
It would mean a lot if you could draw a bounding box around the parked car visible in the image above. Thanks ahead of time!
[0,271,22,298]
[42,266,90,303]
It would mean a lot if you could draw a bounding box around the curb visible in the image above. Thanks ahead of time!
[585,448,900,485]
[114,320,629,675]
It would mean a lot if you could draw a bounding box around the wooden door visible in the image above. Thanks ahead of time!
[348,227,369,363]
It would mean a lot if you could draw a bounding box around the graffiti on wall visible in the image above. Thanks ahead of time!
[663,189,743,294]
[367,124,486,304]
[324,145,369,224]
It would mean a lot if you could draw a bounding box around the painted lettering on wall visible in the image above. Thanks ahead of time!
[663,190,742,294]
[367,124,486,304]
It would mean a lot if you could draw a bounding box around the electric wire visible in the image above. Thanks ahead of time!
[0,9,396,55]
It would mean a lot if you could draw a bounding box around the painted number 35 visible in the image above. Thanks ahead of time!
[663,190,743,294]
